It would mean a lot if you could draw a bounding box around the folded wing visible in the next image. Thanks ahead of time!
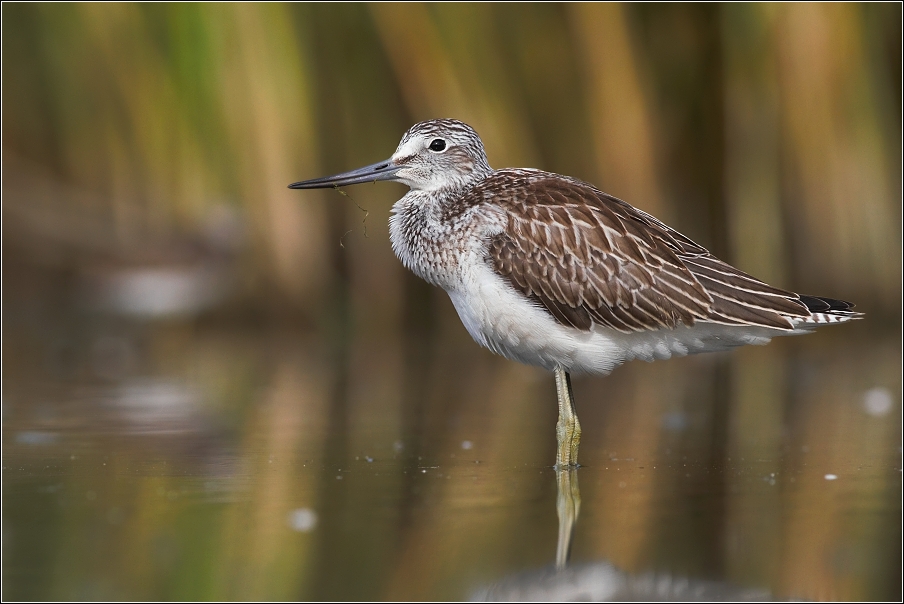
[484,171,812,334]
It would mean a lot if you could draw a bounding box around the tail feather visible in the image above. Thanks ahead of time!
[798,295,857,313]
[795,295,863,326]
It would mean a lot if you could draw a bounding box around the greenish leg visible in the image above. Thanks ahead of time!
[554,367,581,469]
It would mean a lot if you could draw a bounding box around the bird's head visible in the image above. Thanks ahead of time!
[288,119,491,193]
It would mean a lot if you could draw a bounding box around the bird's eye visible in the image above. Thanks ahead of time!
[428,138,447,152]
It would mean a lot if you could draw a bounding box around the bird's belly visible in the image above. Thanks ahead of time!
[445,263,627,373]
[445,263,784,375]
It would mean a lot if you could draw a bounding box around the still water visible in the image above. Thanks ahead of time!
[2,294,901,600]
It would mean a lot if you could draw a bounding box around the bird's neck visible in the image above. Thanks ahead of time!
[388,189,473,289]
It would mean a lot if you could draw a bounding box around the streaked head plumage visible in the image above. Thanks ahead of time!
[391,119,492,192]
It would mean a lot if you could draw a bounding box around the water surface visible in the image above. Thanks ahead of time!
[2,309,900,601]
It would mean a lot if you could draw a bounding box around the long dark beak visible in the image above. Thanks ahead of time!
[288,159,401,189]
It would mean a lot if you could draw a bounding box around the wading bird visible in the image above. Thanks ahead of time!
[289,119,860,469]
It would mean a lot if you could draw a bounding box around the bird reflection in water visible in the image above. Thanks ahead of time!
[475,469,772,602]
[555,468,580,571]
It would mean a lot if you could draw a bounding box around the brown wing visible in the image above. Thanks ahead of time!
[484,170,810,333]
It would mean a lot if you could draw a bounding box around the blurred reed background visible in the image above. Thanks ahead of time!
[2,3,901,602]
